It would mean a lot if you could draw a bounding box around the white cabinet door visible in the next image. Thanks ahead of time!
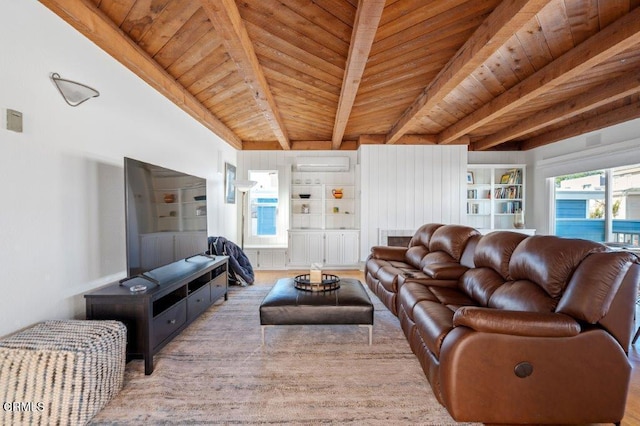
[245,248,287,269]
[257,250,274,268]
[272,250,287,269]
[308,233,324,265]
[244,249,258,268]
[341,231,360,265]
[324,232,342,265]
[324,231,359,266]
[289,232,323,266]
[289,233,309,265]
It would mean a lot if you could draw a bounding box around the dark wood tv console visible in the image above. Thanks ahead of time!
[85,255,228,375]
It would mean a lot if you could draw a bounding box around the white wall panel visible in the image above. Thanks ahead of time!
[528,122,640,234]
[0,2,236,337]
[360,145,467,260]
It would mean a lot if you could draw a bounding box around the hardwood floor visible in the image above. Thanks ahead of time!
[253,269,640,425]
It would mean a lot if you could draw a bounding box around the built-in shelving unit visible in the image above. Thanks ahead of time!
[466,164,534,234]
[288,166,360,267]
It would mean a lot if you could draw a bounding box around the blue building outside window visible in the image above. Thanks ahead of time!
[255,197,277,236]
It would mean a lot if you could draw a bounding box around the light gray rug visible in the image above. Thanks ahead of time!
[90,282,468,425]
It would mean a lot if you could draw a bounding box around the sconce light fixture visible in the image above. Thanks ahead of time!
[50,72,100,107]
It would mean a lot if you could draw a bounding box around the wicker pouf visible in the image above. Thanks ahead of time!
[0,320,126,426]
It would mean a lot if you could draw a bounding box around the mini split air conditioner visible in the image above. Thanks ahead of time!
[295,156,349,172]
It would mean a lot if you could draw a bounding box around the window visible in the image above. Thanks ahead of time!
[248,171,279,237]
[554,165,640,245]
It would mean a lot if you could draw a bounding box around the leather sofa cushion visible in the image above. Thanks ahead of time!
[557,251,637,323]
[398,282,438,317]
[429,225,480,261]
[422,251,456,266]
[459,268,505,306]
[368,245,407,262]
[509,235,606,298]
[377,266,404,293]
[453,307,581,337]
[406,245,429,269]
[366,258,414,278]
[365,258,388,276]
[409,223,443,247]
[429,287,477,307]
[459,234,480,268]
[413,301,455,357]
[423,263,468,280]
[489,280,558,312]
[473,231,527,280]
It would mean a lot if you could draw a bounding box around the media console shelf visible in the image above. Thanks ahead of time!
[85,255,228,375]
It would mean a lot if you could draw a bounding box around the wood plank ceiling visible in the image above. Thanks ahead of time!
[41,0,640,151]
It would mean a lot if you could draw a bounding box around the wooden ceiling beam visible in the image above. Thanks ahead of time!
[473,71,640,150]
[439,6,640,145]
[332,0,385,150]
[241,141,283,150]
[519,101,640,151]
[359,134,439,145]
[39,0,243,150]
[241,140,359,150]
[200,0,290,150]
[385,0,552,145]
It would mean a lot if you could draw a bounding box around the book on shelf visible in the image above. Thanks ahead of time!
[500,169,523,185]
[494,185,522,199]
[500,201,522,214]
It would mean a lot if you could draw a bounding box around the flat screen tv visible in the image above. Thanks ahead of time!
[124,157,208,276]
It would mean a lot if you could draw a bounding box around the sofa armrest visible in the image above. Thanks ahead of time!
[423,262,468,280]
[369,246,408,262]
[453,307,581,338]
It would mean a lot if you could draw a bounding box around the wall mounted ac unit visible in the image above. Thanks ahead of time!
[295,156,349,172]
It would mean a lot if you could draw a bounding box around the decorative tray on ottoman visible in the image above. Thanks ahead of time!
[294,274,340,292]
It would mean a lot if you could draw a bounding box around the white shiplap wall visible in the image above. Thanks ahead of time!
[359,145,468,260]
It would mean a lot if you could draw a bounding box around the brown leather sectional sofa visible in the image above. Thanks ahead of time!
[365,223,640,424]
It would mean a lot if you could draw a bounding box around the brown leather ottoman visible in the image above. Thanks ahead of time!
[259,278,374,345]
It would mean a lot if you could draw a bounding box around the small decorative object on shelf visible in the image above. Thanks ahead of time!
[294,273,340,292]
[332,188,343,199]
[164,193,175,203]
[514,209,525,229]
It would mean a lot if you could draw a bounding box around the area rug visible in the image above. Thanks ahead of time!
[90,282,470,425]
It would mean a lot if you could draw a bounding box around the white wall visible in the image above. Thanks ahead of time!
[0,1,237,337]
[527,119,640,234]
[360,145,467,258]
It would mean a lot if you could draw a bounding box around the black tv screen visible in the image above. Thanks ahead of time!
[124,157,208,276]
